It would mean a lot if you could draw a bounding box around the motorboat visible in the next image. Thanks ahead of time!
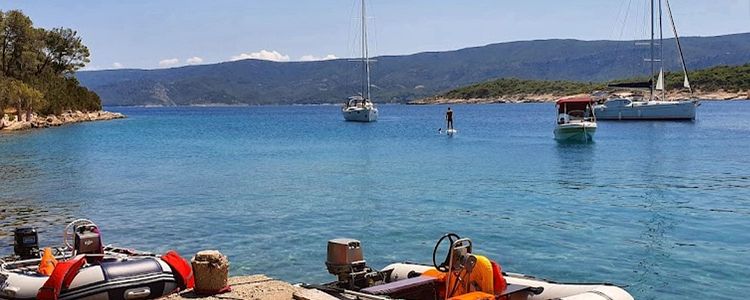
[0,219,193,300]
[554,96,597,142]
[302,233,634,300]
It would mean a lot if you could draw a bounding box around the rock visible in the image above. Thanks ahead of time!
[163,275,302,300]
[0,110,126,132]
[46,115,63,126]
[3,121,31,131]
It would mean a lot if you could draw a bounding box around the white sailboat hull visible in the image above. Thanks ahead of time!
[554,122,596,142]
[342,106,378,122]
[595,100,697,120]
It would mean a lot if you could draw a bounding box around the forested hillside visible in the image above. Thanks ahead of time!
[77,33,750,106]
[0,10,100,121]
[436,64,750,100]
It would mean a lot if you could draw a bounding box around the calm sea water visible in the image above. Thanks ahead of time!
[1,102,749,299]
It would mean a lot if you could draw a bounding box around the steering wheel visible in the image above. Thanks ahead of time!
[432,233,461,272]
[63,219,98,250]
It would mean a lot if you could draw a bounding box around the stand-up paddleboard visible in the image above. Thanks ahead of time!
[446,128,457,136]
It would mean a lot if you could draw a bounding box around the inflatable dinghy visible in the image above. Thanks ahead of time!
[304,233,634,300]
[0,219,193,300]
[384,263,633,300]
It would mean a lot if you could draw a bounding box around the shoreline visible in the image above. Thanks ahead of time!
[163,274,305,300]
[409,90,750,105]
[0,110,126,132]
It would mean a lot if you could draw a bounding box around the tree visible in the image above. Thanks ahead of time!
[0,76,43,120]
[19,80,44,120]
[0,10,100,116]
[37,27,90,75]
[0,10,37,79]
[0,75,9,111]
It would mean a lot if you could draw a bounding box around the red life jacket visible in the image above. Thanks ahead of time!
[161,250,195,290]
[37,255,87,300]
[490,260,507,295]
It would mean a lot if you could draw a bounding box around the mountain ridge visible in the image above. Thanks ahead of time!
[77,32,750,106]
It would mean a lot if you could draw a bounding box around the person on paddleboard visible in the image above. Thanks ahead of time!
[445,107,454,130]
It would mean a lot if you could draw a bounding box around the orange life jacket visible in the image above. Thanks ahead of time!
[422,255,508,298]
[37,247,58,276]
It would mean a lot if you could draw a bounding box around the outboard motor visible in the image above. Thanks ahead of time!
[13,227,39,259]
[325,238,385,289]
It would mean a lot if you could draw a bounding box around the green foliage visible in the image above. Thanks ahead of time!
[0,76,44,115]
[665,64,750,92]
[37,27,90,75]
[0,10,99,115]
[25,74,101,114]
[0,10,37,79]
[442,64,750,99]
[442,78,606,99]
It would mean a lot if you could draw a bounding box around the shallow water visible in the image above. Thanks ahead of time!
[1,102,749,299]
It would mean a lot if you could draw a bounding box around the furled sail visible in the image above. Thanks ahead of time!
[656,69,665,91]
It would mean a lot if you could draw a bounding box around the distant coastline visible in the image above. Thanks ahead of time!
[409,90,750,105]
[0,110,125,132]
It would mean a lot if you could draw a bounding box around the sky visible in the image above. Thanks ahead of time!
[2,0,748,70]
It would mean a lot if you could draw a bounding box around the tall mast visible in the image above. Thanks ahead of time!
[649,0,655,101]
[665,0,693,95]
[659,0,665,100]
[361,0,371,101]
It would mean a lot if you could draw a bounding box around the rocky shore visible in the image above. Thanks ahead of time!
[410,90,750,105]
[0,110,125,132]
[163,275,336,300]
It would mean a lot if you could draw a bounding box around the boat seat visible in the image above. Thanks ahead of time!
[360,276,437,299]
[498,283,542,300]
[101,258,163,280]
[446,284,538,300]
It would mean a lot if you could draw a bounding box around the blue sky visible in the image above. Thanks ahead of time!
[2,0,748,70]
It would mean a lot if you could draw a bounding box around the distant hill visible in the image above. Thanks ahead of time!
[76,33,750,106]
[414,64,750,104]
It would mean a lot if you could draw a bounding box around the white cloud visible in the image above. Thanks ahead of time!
[186,56,203,64]
[158,58,180,67]
[230,50,290,62]
[299,54,338,61]
[112,62,123,68]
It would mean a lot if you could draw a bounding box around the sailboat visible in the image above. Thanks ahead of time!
[594,0,698,120]
[342,0,378,122]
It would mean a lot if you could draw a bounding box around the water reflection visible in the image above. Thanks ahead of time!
[631,131,675,299]
[554,143,596,190]
[632,186,674,299]
[0,198,80,255]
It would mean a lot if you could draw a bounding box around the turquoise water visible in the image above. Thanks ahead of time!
[1,102,749,299]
